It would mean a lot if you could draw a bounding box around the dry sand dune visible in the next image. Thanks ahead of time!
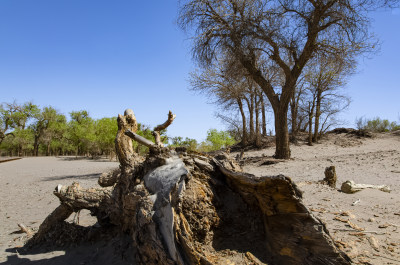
[0,131,399,264]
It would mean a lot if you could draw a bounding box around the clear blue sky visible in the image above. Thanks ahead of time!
[0,1,399,141]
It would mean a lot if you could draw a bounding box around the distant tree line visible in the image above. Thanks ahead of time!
[0,101,159,157]
[169,128,236,152]
[0,101,236,157]
[356,117,400,132]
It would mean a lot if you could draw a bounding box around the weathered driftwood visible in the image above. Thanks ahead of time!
[28,108,351,265]
[341,180,391,194]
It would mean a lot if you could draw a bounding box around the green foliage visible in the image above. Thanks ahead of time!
[169,136,198,151]
[204,129,236,151]
[94,117,118,155]
[67,110,96,155]
[355,117,399,132]
[1,128,34,155]
[0,101,238,157]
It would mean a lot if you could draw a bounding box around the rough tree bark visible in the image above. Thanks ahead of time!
[237,98,247,146]
[115,108,140,170]
[313,89,323,143]
[255,93,262,148]
[274,103,291,158]
[26,108,351,265]
[261,94,267,137]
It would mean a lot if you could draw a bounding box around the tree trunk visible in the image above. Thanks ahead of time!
[290,98,298,139]
[237,98,247,146]
[274,105,291,159]
[249,94,255,141]
[261,95,267,137]
[46,142,51,156]
[308,102,314,146]
[255,94,261,148]
[313,89,322,143]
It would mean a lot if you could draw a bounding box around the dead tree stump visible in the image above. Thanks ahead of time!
[324,165,337,188]
[26,109,352,265]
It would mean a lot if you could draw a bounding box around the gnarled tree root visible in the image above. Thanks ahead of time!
[26,109,351,265]
[29,151,351,265]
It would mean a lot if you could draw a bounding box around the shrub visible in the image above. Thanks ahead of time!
[355,117,399,132]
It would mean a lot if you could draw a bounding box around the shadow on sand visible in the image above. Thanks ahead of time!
[56,156,117,163]
[41,173,102,182]
[4,227,135,265]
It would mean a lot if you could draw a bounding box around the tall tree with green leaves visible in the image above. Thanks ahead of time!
[206,129,236,150]
[94,117,118,157]
[0,101,39,144]
[67,110,95,156]
[179,0,398,158]
[30,106,66,156]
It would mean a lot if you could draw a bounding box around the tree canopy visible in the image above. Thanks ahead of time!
[179,0,398,158]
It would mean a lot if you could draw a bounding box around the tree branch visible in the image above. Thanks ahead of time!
[153,111,176,147]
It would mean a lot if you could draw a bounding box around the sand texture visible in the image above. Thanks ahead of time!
[241,131,400,265]
[0,157,119,264]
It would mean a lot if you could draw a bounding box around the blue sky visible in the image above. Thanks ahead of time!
[0,1,399,141]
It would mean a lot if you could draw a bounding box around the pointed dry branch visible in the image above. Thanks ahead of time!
[153,111,176,147]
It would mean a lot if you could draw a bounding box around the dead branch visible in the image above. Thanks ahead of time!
[153,111,176,147]
[18,223,32,237]
[125,130,157,148]
[54,182,112,211]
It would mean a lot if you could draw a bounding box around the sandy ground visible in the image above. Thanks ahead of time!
[0,157,119,264]
[241,131,400,265]
[0,131,399,264]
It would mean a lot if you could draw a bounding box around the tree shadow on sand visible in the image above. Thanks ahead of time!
[41,173,102,182]
[4,224,135,265]
[56,157,117,163]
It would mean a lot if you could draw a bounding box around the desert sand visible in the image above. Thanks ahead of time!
[0,131,399,264]
[241,131,400,265]
[0,157,119,264]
